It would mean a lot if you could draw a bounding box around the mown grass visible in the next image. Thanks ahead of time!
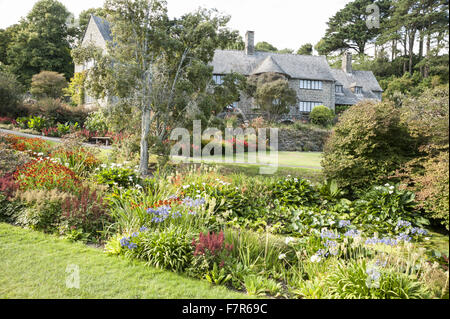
[0,223,253,299]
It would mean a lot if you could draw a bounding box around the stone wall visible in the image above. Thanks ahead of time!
[277,126,331,152]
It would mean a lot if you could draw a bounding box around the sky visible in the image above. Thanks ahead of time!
[0,0,354,51]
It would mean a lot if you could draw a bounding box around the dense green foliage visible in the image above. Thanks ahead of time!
[0,70,24,116]
[322,100,415,192]
[309,105,335,127]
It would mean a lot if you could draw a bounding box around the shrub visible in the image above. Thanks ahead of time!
[60,185,111,240]
[30,71,67,99]
[310,105,335,127]
[14,189,71,233]
[0,144,31,177]
[49,144,100,176]
[28,98,90,126]
[187,230,233,279]
[322,100,416,193]
[352,184,429,235]
[27,115,50,132]
[84,110,109,135]
[0,70,24,117]
[413,152,449,230]
[270,176,318,207]
[94,164,141,189]
[63,72,86,106]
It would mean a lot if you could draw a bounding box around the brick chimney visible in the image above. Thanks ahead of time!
[245,31,255,55]
[342,51,352,74]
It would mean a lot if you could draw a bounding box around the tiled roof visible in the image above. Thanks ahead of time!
[331,68,382,105]
[92,15,112,42]
[211,50,336,81]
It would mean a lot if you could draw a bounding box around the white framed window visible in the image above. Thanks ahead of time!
[335,85,344,94]
[213,75,224,85]
[300,80,323,90]
[299,101,323,112]
[355,86,363,94]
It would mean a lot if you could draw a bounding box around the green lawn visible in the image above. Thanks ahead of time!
[172,151,323,169]
[0,223,252,299]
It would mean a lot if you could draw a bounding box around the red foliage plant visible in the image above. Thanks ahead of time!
[0,173,19,198]
[192,231,233,257]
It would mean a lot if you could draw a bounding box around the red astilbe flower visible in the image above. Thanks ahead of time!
[192,231,233,257]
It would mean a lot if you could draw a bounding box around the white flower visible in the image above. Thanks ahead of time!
[101,164,107,168]
[384,183,390,187]
[65,163,70,167]
[135,184,143,189]
[285,237,295,245]
[182,184,190,189]
[278,253,286,260]
[310,255,321,263]
[388,190,393,194]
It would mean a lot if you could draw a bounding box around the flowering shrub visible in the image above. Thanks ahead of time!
[13,157,81,193]
[187,231,233,279]
[60,186,111,241]
[42,127,60,137]
[1,134,51,154]
[94,164,141,189]
[0,173,19,199]
[49,146,100,175]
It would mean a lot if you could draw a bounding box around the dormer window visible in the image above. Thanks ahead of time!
[335,85,344,94]
[354,86,363,94]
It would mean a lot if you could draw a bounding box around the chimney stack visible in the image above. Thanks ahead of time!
[245,31,255,55]
[342,51,352,74]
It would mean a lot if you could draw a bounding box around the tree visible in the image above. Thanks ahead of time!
[30,71,68,99]
[6,0,74,85]
[317,0,391,55]
[255,41,278,52]
[73,0,242,175]
[297,43,313,55]
[322,100,416,192]
[0,69,25,116]
[310,105,335,126]
[246,72,298,122]
[277,48,294,54]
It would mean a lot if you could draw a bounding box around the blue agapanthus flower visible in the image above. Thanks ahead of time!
[128,243,137,249]
[344,229,361,238]
[120,237,130,247]
[397,232,412,242]
[182,197,206,208]
[338,220,351,228]
[397,220,412,228]
[139,226,149,232]
[411,227,428,236]
[320,229,340,240]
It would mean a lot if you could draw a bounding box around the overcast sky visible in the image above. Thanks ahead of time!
[0,0,353,51]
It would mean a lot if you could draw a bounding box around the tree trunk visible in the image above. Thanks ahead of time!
[408,30,416,74]
[139,107,151,176]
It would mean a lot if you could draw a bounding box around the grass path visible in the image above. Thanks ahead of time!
[0,223,251,299]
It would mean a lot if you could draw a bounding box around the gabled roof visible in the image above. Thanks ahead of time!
[91,15,112,42]
[211,50,336,81]
[251,56,288,76]
[331,68,382,105]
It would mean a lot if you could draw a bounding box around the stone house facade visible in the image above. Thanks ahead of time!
[75,16,383,120]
